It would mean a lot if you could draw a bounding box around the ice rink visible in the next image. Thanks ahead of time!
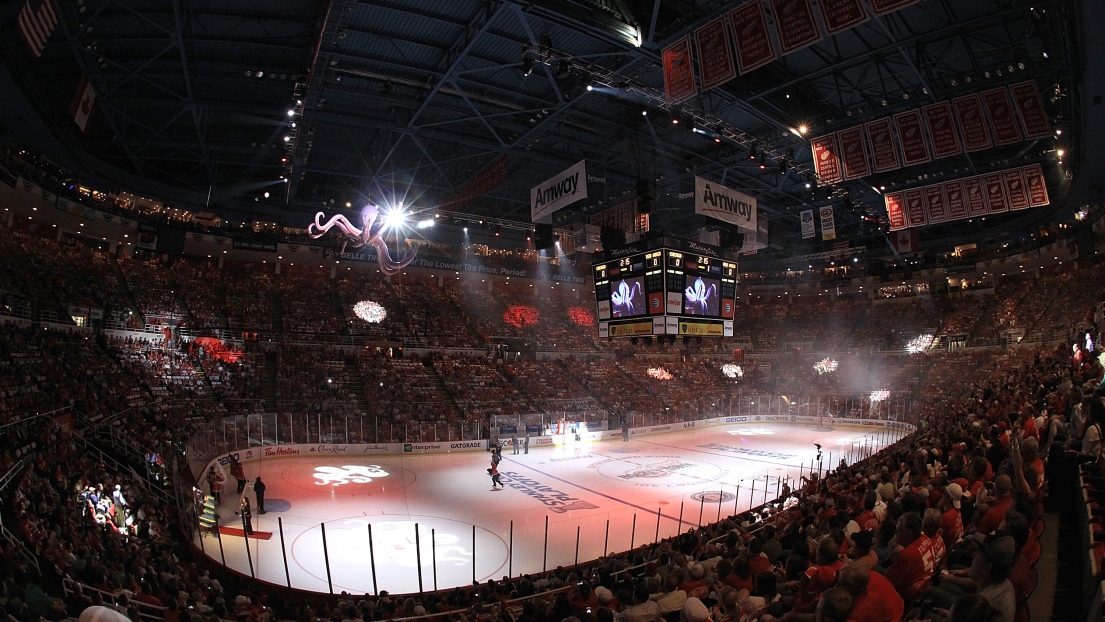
[196,421,901,595]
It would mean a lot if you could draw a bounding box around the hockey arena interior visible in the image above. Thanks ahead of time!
[1,0,1105,621]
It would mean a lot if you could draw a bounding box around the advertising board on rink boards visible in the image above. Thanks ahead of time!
[204,419,917,474]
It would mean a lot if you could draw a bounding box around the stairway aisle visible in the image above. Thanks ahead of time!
[262,351,278,413]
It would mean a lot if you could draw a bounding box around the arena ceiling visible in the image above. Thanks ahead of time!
[0,0,1089,257]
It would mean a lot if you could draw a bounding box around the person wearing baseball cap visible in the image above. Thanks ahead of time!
[924,532,1016,622]
[939,483,969,547]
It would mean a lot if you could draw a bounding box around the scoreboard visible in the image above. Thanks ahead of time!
[593,237,737,338]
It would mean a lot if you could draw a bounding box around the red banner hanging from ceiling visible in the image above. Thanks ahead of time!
[866,118,900,173]
[922,101,963,158]
[981,87,1023,146]
[817,0,868,34]
[869,0,919,15]
[964,176,987,217]
[885,192,906,231]
[769,0,823,54]
[1009,81,1052,139]
[1003,168,1030,211]
[982,172,1010,214]
[662,35,697,102]
[811,134,843,184]
[952,94,993,152]
[894,110,931,166]
[924,184,948,224]
[944,180,968,221]
[837,126,871,179]
[728,2,778,74]
[904,188,927,228]
[1023,164,1049,207]
[695,17,738,90]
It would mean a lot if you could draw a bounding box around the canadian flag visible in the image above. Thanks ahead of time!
[17,0,57,58]
[894,229,919,253]
[70,76,96,133]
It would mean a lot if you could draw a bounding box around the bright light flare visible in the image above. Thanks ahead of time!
[721,363,743,378]
[907,334,934,354]
[416,218,435,229]
[381,207,407,229]
[869,389,891,402]
[353,300,387,323]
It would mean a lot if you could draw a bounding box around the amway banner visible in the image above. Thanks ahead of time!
[531,160,588,224]
[694,176,757,234]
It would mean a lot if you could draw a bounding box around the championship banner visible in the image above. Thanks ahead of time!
[922,101,962,158]
[924,184,948,224]
[963,176,988,217]
[1003,168,1030,211]
[869,0,919,15]
[944,180,968,221]
[694,176,757,233]
[952,94,993,152]
[885,193,907,231]
[695,17,738,90]
[1023,164,1049,207]
[982,172,1010,214]
[1009,81,1052,139]
[800,209,817,238]
[837,126,871,179]
[893,110,931,165]
[769,0,822,55]
[662,36,697,102]
[729,1,778,74]
[810,134,843,184]
[981,87,1023,146]
[531,159,589,224]
[819,206,836,241]
[817,0,867,34]
[904,188,927,228]
[866,118,901,173]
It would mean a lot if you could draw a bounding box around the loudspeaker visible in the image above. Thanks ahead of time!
[636,179,655,215]
[534,224,555,250]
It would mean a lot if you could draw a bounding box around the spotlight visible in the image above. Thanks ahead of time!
[263,192,270,198]
[586,84,593,91]
[758,155,766,169]
[522,57,533,77]
[463,227,468,233]
[749,143,758,159]
[382,207,407,229]
[287,109,295,117]
[417,218,435,229]
[641,109,648,116]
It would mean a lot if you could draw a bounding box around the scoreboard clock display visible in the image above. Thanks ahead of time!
[594,239,737,338]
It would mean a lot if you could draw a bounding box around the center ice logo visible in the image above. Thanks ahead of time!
[313,465,389,486]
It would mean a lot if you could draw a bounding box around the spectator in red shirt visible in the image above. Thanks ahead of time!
[940,483,968,547]
[837,562,905,622]
[976,474,1014,534]
[885,511,936,603]
[679,564,710,599]
[854,490,881,532]
[747,539,773,577]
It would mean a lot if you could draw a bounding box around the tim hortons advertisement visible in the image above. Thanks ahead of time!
[531,160,588,224]
[694,176,757,233]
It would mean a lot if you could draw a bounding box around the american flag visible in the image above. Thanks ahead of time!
[18,0,58,59]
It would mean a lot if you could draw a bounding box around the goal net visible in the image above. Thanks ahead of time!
[817,416,834,431]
